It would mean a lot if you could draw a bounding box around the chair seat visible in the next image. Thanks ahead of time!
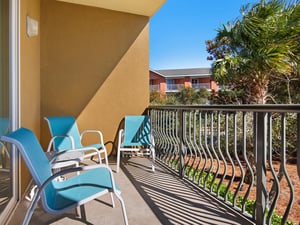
[85,143,102,149]
[45,151,82,170]
[121,142,148,147]
[46,167,120,211]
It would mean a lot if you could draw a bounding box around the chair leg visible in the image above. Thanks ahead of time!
[25,185,38,202]
[114,191,128,225]
[110,192,115,208]
[116,149,121,173]
[22,190,41,225]
[151,147,155,172]
[80,205,87,222]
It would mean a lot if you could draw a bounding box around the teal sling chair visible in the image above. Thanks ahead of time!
[0,118,9,171]
[44,116,114,207]
[117,115,155,173]
[0,128,128,225]
[44,116,108,165]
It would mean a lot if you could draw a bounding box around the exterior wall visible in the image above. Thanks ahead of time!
[20,0,41,194]
[160,82,166,93]
[40,0,150,154]
[210,80,218,92]
[150,70,165,93]
[150,70,218,94]
[183,77,191,87]
[199,78,210,83]
[149,70,161,80]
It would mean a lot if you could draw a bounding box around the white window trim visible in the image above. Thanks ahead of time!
[0,0,20,223]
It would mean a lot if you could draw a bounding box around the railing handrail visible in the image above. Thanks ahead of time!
[166,84,184,91]
[191,83,210,89]
[149,104,300,113]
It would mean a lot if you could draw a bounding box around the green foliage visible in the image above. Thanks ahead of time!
[150,91,180,105]
[210,89,247,104]
[176,87,199,104]
[150,91,164,105]
[150,87,211,105]
[271,214,294,225]
[206,0,300,104]
[271,113,298,158]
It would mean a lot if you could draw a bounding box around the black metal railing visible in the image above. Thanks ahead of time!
[148,105,300,225]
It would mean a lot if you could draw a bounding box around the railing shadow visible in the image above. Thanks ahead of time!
[121,157,254,225]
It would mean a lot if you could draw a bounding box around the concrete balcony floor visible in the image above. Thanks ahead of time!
[8,157,253,225]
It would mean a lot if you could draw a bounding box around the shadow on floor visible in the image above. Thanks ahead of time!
[120,157,254,225]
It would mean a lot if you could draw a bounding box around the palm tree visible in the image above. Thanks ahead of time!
[206,0,299,104]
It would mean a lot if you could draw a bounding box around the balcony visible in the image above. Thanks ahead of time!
[150,84,160,92]
[7,105,300,225]
[191,83,211,90]
[9,157,253,225]
[166,84,184,92]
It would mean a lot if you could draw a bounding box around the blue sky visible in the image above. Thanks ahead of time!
[150,0,259,70]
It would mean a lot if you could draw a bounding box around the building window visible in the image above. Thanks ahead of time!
[166,79,175,91]
[191,79,199,89]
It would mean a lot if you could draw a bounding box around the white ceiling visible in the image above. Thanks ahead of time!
[57,0,166,17]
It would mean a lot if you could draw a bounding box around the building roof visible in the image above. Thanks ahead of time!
[152,68,212,78]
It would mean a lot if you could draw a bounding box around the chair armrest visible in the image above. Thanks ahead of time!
[46,135,75,152]
[118,129,124,148]
[150,129,155,146]
[0,141,10,159]
[80,130,105,145]
[45,163,116,189]
[49,146,102,164]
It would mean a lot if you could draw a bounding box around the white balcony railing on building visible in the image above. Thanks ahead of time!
[166,84,184,92]
[191,83,210,90]
[150,84,160,91]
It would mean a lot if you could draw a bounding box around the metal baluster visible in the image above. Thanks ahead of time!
[209,112,220,193]
[198,111,208,187]
[189,111,199,179]
[192,111,201,182]
[241,112,254,214]
[169,111,178,169]
[280,113,294,224]
[203,112,214,190]
[178,109,185,179]
[266,112,280,225]
[233,112,244,208]
[184,111,194,177]
[164,111,173,165]
[224,112,235,204]
[255,112,267,225]
[216,112,228,199]
[296,113,300,178]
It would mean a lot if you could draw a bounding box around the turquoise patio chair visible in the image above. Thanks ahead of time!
[44,116,108,165]
[0,128,128,225]
[117,115,155,173]
[0,118,9,170]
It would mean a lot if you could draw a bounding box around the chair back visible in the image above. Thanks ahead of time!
[0,128,52,186]
[123,116,151,146]
[44,116,82,151]
[0,117,9,135]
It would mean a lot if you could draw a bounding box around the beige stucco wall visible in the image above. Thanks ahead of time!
[20,0,41,194]
[40,0,150,155]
